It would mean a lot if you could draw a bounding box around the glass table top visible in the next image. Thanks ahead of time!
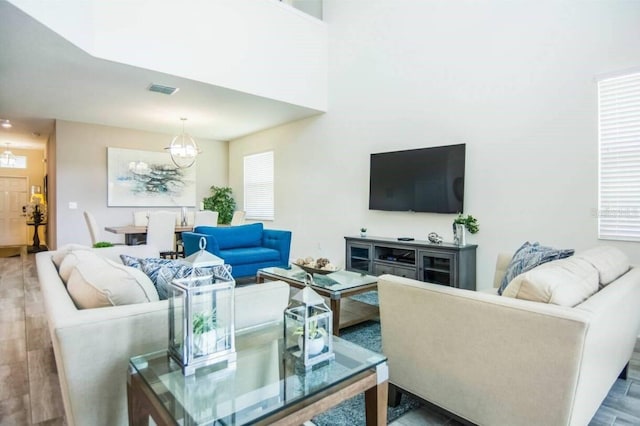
[260,266,377,292]
[130,322,386,425]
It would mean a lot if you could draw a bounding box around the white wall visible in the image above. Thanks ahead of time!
[54,120,227,248]
[229,0,640,289]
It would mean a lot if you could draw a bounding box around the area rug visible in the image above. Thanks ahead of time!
[312,290,423,426]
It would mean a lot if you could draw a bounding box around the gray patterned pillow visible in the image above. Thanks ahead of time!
[498,242,575,295]
[139,258,185,286]
[120,256,187,296]
[119,254,143,269]
[155,265,215,300]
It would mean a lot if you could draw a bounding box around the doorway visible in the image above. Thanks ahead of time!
[0,176,28,245]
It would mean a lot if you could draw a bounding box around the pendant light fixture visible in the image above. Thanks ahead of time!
[0,143,16,168]
[165,118,200,168]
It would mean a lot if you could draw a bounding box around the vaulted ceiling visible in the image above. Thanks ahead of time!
[0,1,324,150]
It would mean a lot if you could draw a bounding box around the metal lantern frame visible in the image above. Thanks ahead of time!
[284,275,334,369]
[168,264,236,375]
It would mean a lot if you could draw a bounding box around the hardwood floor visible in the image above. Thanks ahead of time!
[0,249,65,426]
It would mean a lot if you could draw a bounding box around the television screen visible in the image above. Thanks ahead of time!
[369,144,465,214]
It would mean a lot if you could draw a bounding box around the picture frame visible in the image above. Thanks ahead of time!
[107,147,196,207]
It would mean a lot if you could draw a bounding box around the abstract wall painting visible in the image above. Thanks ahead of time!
[107,147,196,207]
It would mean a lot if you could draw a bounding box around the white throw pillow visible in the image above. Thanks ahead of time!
[67,257,159,309]
[58,250,102,284]
[51,243,91,269]
[502,257,599,307]
[575,246,630,286]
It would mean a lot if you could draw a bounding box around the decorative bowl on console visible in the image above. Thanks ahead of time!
[293,257,339,275]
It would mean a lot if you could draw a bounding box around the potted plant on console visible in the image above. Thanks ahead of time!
[453,214,479,245]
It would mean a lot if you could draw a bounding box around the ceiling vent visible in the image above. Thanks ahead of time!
[148,84,179,95]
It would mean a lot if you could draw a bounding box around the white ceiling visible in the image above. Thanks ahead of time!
[0,1,323,150]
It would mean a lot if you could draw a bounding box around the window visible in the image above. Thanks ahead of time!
[243,151,274,220]
[0,155,26,169]
[598,71,640,241]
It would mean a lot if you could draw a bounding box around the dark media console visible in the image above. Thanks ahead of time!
[345,236,476,290]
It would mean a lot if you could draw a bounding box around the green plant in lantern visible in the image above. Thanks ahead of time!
[192,310,218,335]
[202,186,236,225]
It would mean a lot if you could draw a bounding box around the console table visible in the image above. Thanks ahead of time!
[345,236,477,290]
[27,221,47,253]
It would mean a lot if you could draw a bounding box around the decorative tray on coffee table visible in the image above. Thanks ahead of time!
[293,263,338,276]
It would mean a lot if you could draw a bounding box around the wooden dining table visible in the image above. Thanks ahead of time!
[104,225,194,245]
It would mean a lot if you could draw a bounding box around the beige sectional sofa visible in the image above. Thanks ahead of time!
[378,246,640,426]
[36,245,290,426]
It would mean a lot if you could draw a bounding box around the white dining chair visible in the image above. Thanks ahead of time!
[133,211,149,227]
[230,210,246,226]
[146,211,177,258]
[83,211,101,246]
[194,210,219,227]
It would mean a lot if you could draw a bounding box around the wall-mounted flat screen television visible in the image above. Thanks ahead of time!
[369,143,465,214]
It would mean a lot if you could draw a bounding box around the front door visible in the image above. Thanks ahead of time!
[0,176,28,245]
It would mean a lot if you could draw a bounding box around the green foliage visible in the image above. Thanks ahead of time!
[453,214,480,234]
[93,241,114,248]
[360,227,367,232]
[193,310,217,335]
[294,318,328,339]
[202,186,236,224]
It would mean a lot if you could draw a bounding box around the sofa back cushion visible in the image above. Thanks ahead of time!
[574,246,630,286]
[498,242,575,295]
[194,223,264,249]
[67,257,159,309]
[58,250,100,284]
[502,257,599,307]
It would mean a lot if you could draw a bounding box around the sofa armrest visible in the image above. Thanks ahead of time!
[54,302,168,426]
[378,274,592,426]
[182,231,221,256]
[262,229,292,264]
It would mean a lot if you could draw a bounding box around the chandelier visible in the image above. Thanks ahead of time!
[0,143,16,168]
[165,118,200,168]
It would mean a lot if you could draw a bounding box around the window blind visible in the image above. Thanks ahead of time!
[598,71,640,241]
[243,151,274,221]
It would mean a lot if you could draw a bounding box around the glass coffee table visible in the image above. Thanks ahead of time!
[257,266,378,336]
[127,322,389,425]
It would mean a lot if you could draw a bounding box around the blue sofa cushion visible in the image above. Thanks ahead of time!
[219,247,280,266]
[194,223,264,250]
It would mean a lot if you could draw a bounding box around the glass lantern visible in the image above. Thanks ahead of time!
[284,274,334,369]
[168,264,236,375]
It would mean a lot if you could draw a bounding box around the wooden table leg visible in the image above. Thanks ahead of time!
[364,379,388,426]
[330,298,341,336]
[128,373,150,426]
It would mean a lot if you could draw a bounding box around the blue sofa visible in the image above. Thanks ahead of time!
[182,223,292,278]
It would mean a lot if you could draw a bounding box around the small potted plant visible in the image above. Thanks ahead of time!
[360,227,367,237]
[452,214,479,245]
[192,310,218,356]
[294,318,328,355]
